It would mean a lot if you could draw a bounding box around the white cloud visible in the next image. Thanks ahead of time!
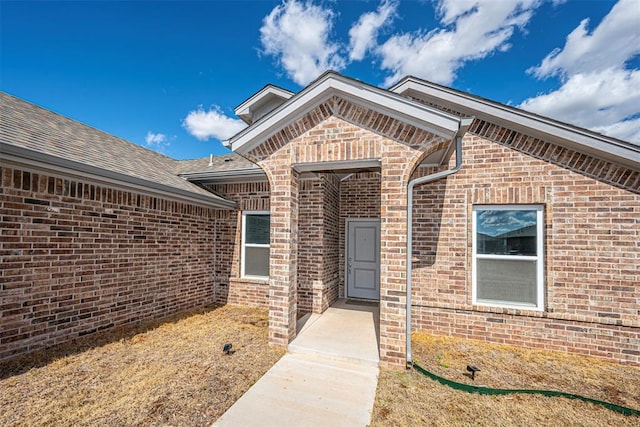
[145,131,167,146]
[182,107,247,141]
[260,0,345,86]
[258,0,542,87]
[520,69,640,137]
[145,131,170,153]
[378,0,541,86]
[593,116,640,145]
[521,0,640,144]
[529,0,640,79]
[348,0,397,61]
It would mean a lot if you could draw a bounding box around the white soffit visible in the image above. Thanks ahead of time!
[292,159,381,173]
[234,85,295,125]
[180,168,268,184]
[229,72,463,155]
[391,78,640,170]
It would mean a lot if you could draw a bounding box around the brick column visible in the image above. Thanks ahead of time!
[379,146,425,368]
[260,155,299,347]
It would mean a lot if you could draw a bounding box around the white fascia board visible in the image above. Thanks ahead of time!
[235,85,295,120]
[1,143,237,210]
[181,168,268,184]
[230,74,462,155]
[392,79,640,170]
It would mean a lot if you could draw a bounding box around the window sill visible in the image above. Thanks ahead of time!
[472,302,545,317]
[234,276,269,285]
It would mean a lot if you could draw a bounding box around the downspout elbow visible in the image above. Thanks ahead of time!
[406,117,472,366]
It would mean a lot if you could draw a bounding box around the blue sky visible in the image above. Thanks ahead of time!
[2,0,638,160]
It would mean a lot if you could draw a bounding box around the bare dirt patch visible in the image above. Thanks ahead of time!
[371,332,639,426]
[0,304,285,426]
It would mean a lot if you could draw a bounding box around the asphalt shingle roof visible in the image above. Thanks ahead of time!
[0,92,246,206]
[174,153,257,175]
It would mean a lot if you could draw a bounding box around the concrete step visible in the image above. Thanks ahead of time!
[288,300,380,368]
[288,341,379,367]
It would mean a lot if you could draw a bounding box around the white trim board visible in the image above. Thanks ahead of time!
[229,72,464,155]
[391,77,640,170]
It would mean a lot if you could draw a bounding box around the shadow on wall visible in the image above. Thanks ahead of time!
[213,211,238,306]
[411,178,448,271]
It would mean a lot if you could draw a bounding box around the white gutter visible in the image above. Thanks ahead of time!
[406,117,473,364]
[1,143,237,210]
[179,168,267,183]
[391,78,640,171]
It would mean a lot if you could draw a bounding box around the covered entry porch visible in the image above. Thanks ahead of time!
[226,72,467,367]
[296,162,382,315]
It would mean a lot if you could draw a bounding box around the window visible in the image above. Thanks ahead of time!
[242,212,270,278]
[472,205,544,310]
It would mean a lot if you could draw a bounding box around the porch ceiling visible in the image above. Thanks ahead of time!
[294,159,382,181]
[292,159,381,173]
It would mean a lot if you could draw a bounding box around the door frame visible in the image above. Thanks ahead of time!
[345,218,381,300]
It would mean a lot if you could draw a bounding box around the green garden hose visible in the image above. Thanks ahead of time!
[411,362,640,417]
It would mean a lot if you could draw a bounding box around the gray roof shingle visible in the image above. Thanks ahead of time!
[0,92,239,207]
[174,153,257,175]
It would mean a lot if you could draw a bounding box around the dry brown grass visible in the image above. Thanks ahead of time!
[0,304,285,427]
[371,332,640,427]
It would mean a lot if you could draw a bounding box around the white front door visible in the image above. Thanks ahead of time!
[346,219,380,300]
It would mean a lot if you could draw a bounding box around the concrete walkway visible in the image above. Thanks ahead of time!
[213,299,380,427]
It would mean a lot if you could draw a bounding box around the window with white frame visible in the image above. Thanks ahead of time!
[472,205,544,310]
[242,212,270,278]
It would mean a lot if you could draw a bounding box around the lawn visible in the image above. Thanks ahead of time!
[0,305,285,427]
[3,308,639,427]
[371,332,640,426]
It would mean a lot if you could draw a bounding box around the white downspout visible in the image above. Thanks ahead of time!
[406,118,473,365]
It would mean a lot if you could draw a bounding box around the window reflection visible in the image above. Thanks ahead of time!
[476,210,537,256]
[245,214,270,245]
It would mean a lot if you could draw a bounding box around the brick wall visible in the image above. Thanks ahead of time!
[297,172,341,314]
[410,132,640,365]
[8,91,636,369]
[251,112,445,366]
[321,173,340,311]
[216,96,639,367]
[298,178,323,312]
[204,182,270,308]
[258,148,300,346]
[209,174,339,316]
[0,165,228,360]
